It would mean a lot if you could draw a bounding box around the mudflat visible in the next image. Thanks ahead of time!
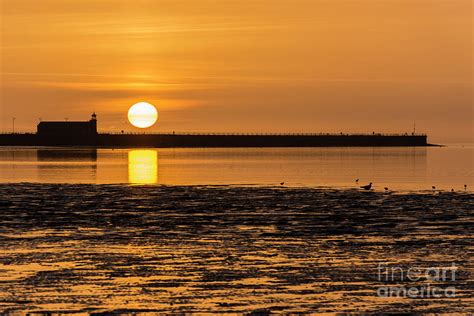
[0,184,472,313]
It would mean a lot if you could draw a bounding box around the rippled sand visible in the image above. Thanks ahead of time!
[0,184,472,313]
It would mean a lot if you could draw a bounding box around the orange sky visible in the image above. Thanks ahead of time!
[0,0,472,142]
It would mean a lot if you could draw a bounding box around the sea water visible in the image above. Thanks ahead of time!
[0,145,472,191]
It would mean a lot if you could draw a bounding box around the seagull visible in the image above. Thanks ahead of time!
[384,187,389,191]
[280,182,284,186]
[355,179,359,184]
[464,184,467,191]
[451,188,454,192]
[361,182,372,190]
[432,186,436,190]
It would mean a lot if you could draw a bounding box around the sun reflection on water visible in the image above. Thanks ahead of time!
[128,150,158,184]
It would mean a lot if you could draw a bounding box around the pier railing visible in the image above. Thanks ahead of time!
[98,132,427,137]
[0,132,36,135]
[0,131,427,137]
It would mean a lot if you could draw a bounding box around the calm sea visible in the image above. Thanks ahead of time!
[0,145,472,191]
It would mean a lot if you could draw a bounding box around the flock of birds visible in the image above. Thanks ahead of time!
[279,179,468,193]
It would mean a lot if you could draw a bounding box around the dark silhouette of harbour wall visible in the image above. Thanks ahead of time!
[0,133,429,147]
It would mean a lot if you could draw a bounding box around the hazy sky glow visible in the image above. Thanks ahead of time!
[0,0,472,141]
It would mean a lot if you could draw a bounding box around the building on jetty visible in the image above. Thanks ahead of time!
[36,113,98,146]
[0,113,429,147]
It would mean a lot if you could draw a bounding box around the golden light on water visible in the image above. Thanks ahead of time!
[128,150,158,184]
[128,102,158,128]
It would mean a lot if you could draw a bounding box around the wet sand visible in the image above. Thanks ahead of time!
[0,184,472,313]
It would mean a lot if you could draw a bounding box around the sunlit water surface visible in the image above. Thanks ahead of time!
[0,145,472,191]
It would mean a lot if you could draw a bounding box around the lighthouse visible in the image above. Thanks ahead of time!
[90,112,97,131]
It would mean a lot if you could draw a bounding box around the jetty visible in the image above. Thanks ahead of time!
[0,114,429,147]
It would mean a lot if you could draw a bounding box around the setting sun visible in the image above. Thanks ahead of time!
[128,102,158,128]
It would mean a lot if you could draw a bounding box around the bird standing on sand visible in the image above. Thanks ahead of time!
[465,184,467,191]
[361,182,372,190]
[280,182,284,186]
[432,186,436,190]
[384,187,389,192]
[355,179,359,184]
